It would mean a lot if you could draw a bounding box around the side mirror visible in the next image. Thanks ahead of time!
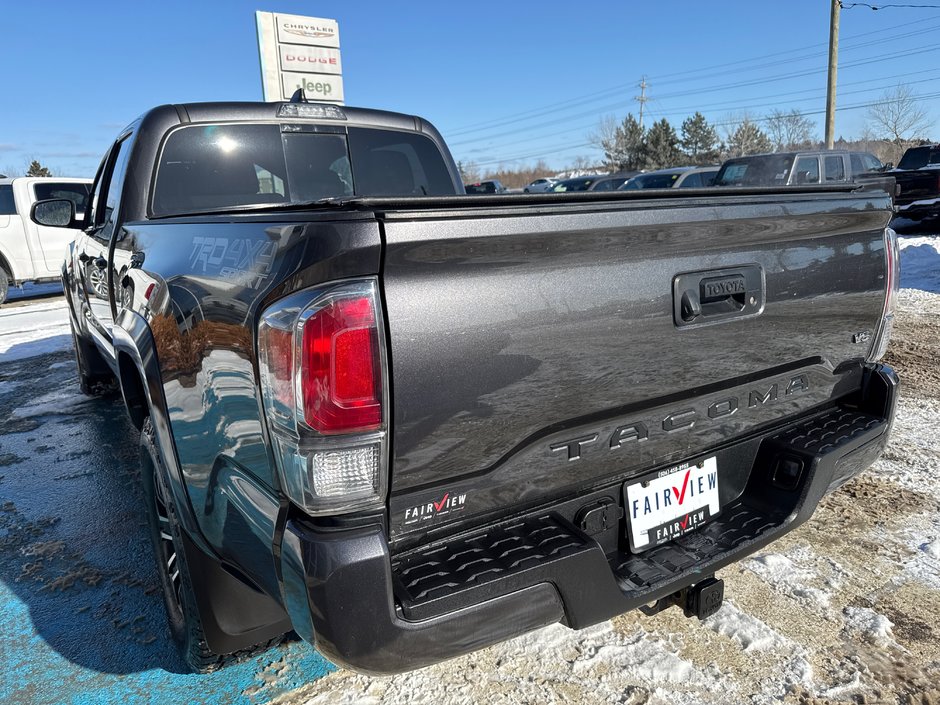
[31,198,76,228]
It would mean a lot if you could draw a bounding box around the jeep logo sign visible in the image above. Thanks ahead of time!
[281,73,345,103]
[256,11,345,104]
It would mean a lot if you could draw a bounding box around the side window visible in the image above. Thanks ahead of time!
[593,179,614,191]
[864,154,884,172]
[0,185,15,215]
[33,183,91,216]
[794,157,819,184]
[824,155,845,182]
[95,137,134,241]
[678,172,702,188]
[851,154,864,175]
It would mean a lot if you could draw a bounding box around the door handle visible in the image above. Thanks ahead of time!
[673,266,763,328]
[93,256,108,270]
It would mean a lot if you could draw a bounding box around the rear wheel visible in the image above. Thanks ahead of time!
[68,316,114,396]
[141,418,227,672]
[0,269,9,305]
[140,418,281,672]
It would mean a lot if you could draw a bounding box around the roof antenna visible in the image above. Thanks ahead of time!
[289,88,307,103]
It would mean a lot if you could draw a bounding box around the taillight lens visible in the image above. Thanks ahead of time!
[301,295,382,433]
[257,279,388,515]
[868,227,900,363]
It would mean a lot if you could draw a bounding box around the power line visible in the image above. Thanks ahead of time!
[464,90,940,168]
[462,70,940,159]
[840,2,940,8]
[444,29,940,144]
[447,44,940,148]
[442,15,936,136]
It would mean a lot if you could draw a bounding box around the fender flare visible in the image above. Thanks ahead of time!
[113,308,292,651]
[112,309,214,556]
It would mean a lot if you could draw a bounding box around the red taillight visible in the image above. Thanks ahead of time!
[301,295,382,434]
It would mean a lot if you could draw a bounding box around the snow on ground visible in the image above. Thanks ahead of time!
[841,607,896,648]
[0,239,938,704]
[0,292,70,362]
[898,233,940,293]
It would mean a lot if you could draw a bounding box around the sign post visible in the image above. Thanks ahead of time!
[255,11,344,104]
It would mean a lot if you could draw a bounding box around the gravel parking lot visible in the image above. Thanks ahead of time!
[0,238,937,705]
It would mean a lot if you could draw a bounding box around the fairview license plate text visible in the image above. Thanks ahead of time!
[625,457,720,552]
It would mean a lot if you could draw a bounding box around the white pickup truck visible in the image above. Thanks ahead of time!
[0,177,92,304]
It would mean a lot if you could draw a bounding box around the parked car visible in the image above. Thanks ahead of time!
[587,172,640,191]
[550,175,604,192]
[619,167,694,190]
[619,167,719,190]
[523,177,557,193]
[0,177,92,304]
[465,179,507,194]
[37,98,899,676]
[888,144,940,226]
[674,166,720,188]
[713,150,884,187]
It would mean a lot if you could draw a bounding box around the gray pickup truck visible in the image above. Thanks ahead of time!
[32,97,899,675]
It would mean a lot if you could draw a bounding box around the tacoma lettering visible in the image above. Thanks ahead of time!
[557,374,811,461]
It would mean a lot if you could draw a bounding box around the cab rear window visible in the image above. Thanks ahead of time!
[152,123,456,216]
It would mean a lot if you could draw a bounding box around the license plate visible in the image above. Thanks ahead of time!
[624,457,720,552]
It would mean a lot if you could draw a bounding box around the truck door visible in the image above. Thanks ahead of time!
[31,181,91,276]
[0,183,25,282]
[77,135,133,344]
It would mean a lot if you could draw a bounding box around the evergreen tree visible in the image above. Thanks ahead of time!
[601,114,646,171]
[26,160,52,177]
[645,118,682,170]
[726,119,773,157]
[680,112,720,165]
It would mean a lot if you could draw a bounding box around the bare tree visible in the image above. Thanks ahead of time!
[457,160,480,183]
[590,113,646,171]
[766,109,816,152]
[866,84,930,163]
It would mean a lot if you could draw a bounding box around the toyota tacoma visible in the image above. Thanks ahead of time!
[35,96,899,674]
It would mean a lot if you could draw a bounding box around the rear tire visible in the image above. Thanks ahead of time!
[0,269,9,305]
[140,418,281,672]
[68,316,115,396]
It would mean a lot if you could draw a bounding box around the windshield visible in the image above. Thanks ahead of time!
[714,155,794,186]
[152,123,457,216]
[897,146,940,171]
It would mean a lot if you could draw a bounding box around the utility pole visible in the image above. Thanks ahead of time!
[825,0,840,149]
[635,77,649,129]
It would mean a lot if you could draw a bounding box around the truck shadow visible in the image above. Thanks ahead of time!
[0,347,189,676]
[0,345,334,704]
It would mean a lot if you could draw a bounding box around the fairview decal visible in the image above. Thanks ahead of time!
[403,492,467,525]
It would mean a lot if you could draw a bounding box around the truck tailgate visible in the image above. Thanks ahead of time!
[378,191,892,544]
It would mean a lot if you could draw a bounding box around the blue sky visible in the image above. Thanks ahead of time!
[2,1,939,177]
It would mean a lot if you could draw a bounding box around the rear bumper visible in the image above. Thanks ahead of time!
[278,364,898,675]
[894,197,940,221]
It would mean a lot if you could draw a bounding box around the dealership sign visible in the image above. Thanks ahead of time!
[256,11,344,103]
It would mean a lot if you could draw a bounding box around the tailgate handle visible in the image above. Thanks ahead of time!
[674,266,763,328]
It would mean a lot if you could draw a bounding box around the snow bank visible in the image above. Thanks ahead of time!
[898,234,940,293]
[0,298,70,362]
